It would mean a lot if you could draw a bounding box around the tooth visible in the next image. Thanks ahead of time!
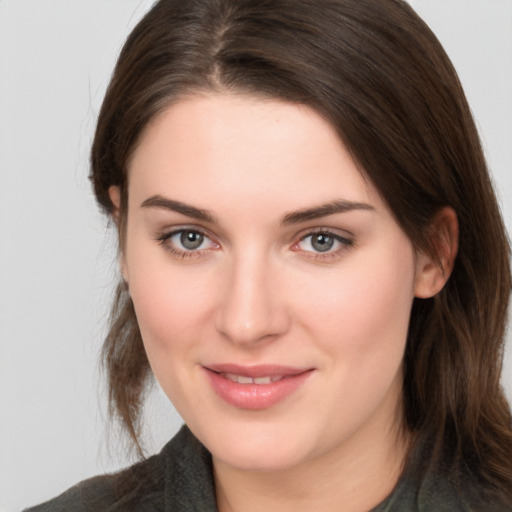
[253,376,272,384]
[221,373,284,385]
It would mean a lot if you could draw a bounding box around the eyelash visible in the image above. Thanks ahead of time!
[156,228,354,261]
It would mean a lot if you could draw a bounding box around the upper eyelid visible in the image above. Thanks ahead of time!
[157,225,215,240]
[296,226,354,241]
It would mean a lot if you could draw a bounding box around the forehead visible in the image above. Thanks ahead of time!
[127,93,379,213]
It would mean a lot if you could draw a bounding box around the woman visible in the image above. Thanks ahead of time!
[27,0,512,510]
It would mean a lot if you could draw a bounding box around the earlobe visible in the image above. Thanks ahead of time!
[414,207,458,299]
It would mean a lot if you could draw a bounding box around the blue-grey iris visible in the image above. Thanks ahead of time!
[181,231,204,250]
[311,234,334,252]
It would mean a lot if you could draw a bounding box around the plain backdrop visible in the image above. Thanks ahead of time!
[1,1,511,511]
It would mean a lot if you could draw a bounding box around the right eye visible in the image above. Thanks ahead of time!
[157,228,219,258]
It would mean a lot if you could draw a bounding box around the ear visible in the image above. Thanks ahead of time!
[108,186,129,283]
[108,186,122,225]
[414,207,458,299]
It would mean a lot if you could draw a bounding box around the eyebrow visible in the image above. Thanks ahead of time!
[141,195,217,223]
[281,199,374,225]
[140,195,374,225]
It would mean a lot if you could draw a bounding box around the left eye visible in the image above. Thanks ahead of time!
[297,232,349,253]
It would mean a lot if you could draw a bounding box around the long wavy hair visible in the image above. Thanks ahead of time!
[90,0,512,499]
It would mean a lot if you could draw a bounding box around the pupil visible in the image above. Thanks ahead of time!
[312,234,334,252]
[180,231,203,250]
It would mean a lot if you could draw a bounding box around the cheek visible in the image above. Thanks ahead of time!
[125,247,219,362]
[294,241,416,364]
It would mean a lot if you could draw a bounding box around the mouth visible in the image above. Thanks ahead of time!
[203,364,313,410]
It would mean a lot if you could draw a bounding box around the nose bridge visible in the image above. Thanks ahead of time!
[215,246,289,345]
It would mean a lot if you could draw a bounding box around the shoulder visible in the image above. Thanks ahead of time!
[24,425,216,512]
[419,472,512,512]
[375,459,512,512]
[24,449,166,512]
[373,435,512,512]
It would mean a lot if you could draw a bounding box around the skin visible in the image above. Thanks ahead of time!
[110,93,455,512]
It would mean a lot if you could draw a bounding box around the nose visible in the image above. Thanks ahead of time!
[214,252,291,346]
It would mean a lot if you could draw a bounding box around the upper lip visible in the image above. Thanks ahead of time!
[204,363,311,378]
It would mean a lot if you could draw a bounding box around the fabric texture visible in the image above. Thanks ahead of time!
[25,427,216,512]
[25,425,510,511]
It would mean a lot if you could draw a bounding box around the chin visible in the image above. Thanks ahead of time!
[191,417,319,472]
[213,440,308,473]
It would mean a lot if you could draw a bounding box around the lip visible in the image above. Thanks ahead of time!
[203,364,313,410]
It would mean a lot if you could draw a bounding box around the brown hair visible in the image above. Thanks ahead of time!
[90,0,512,498]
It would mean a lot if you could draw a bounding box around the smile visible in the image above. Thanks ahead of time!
[203,364,313,410]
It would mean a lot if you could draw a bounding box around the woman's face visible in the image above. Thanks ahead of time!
[119,93,427,472]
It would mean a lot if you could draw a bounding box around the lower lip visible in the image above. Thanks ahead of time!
[204,368,313,410]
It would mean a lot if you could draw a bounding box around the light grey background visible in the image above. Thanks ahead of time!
[1,1,511,511]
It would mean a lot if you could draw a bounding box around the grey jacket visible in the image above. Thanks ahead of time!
[25,426,510,511]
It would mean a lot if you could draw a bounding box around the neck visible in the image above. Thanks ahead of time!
[214,422,410,512]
